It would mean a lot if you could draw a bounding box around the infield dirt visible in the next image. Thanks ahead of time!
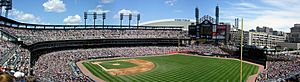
[94,59,155,75]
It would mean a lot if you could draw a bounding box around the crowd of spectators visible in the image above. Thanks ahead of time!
[187,44,229,55]
[0,39,31,81]
[219,45,239,51]
[33,45,228,81]
[267,54,297,61]
[0,71,36,82]
[4,47,30,75]
[256,54,300,82]
[0,40,16,61]
[0,26,187,45]
[0,26,233,81]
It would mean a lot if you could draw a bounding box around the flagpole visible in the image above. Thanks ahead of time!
[240,18,244,82]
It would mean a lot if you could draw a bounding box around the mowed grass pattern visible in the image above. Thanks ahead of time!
[82,55,259,82]
[100,61,138,69]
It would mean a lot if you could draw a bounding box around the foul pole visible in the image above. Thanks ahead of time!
[240,18,244,82]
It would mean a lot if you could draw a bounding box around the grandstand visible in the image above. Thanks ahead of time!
[0,13,263,82]
[0,14,245,81]
[0,10,296,82]
[0,15,195,81]
[256,54,300,82]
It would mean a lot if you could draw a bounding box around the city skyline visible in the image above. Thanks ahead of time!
[2,0,300,32]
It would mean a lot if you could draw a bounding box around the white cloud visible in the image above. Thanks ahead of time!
[113,9,140,19]
[100,0,114,3]
[43,0,66,13]
[88,5,110,14]
[234,2,259,9]
[63,15,81,24]
[222,1,300,32]
[9,9,41,24]
[165,0,176,6]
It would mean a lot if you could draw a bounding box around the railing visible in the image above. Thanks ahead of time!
[0,28,19,65]
[0,45,18,65]
[0,16,183,30]
[0,28,18,41]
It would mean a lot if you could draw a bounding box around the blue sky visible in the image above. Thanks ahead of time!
[3,0,300,32]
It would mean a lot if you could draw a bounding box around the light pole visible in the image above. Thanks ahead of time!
[5,7,10,17]
[102,13,106,28]
[93,12,96,28]
[84,12,106,29]
[129,13,132,28]
[120,13,123,28]
[84,12,87,28]
[137,14,140,28]
[0,0,12,17]
[120,13,140,28]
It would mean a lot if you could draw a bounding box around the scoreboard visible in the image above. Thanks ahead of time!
[188,20,214,39]
[188,17,230,44]
[199,20,213,39]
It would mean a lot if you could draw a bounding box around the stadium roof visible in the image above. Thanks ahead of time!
[140,18,196,30]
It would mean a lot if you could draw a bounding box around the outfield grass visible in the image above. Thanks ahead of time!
[100,61,138,69]
[82,54,259,82]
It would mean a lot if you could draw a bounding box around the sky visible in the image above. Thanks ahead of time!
[2,0,300,32]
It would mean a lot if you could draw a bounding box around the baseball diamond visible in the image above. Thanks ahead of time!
[81,54,259,82]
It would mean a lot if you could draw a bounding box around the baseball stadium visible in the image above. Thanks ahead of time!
[1,0,300,82]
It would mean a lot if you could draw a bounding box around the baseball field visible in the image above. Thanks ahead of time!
[82,54,259,82]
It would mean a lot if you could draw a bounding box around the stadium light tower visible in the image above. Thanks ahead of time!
[84,12,106,29]
[129,13,132,28]
[0,0,12,17]
[102,12,106,28]
[5,2,11,17]
[93,12,97,28]
[137,14,140,27]
[120,13,123,28]
[120,13,139,28]
[84,12,87,28]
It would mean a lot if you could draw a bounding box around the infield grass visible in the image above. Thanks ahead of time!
[82,54,259,82]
